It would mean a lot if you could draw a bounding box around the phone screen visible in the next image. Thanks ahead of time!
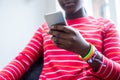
[44,11,66,27]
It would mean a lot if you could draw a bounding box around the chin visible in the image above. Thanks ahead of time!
[65,9,74,14]
[66,10,76,15]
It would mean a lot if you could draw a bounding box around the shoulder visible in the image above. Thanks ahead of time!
[87,16,118,34]
[36,22,49,32]
[88,16,113,23]
[89,16,115,26]
[88,16,116,28]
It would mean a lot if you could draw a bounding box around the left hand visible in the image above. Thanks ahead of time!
[48,24,90,57]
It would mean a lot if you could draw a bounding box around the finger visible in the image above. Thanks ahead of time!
[51,36,60,45]
[55,39,72,50]
[49,30,73,40]
[49,30,60,37]
[51,35,67,45]
[51,37,64,48]
[52,25,76,34]
[51,35,73,50]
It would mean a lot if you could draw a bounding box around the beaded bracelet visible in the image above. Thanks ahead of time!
[87,49,106,67]
[79,44,95,61]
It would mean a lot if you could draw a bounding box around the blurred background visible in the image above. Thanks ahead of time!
[0,0,120,69]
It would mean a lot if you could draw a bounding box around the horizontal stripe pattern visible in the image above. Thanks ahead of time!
[0,16,120,80]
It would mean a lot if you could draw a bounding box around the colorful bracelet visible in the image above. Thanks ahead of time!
[79,44,95,61]
[87,49,106,67]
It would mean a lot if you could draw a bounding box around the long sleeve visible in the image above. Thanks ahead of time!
[0,26,44,80]
[95,20,120,80]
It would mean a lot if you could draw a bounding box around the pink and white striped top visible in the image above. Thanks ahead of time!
[0,16,120,80]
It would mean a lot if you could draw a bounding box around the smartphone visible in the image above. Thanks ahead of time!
[44,11,67,27]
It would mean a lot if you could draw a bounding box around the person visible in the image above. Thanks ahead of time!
[0,0,120,80]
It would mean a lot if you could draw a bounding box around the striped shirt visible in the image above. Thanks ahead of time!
[0,16,120,80]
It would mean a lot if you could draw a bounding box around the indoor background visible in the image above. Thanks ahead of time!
[0,0,120,70]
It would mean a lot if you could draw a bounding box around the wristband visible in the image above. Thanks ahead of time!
[79,44,95,61]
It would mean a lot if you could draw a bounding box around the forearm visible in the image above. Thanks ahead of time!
[94,55,120,80]
[87,50,103,72]
[87,49,120,80]
[0,27,43,80]
[0,55,33,80]
[79,44,103,72]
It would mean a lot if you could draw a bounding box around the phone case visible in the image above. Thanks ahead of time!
[44,11,66,27]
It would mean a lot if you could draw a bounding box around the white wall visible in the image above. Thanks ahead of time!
[0,0,57,70]
[115,0,120,35]
[84,0,93,16]
[0,0,95,70]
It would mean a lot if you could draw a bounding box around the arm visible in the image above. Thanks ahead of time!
[0,26,44,80]
[49,21,120,80]
[93,21,120,80]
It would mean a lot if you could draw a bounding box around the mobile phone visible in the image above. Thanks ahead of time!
[44,11,66,27]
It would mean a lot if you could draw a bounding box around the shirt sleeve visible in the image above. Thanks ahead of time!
[0,25,44,80]
[95,19,120,80]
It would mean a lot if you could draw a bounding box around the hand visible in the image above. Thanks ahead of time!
[48,24,90,57]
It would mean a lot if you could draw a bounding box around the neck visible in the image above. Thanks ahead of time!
[65,7,87,20]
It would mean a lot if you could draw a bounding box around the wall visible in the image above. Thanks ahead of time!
[0,0,57,70]
[1,0,111,70]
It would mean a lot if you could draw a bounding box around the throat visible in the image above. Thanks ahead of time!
[66,8,87,20]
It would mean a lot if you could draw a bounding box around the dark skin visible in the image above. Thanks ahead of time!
[48,0,102,72]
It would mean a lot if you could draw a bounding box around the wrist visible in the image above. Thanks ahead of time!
[79,44,95,61]
[80,43,91,58]
[78,44,103,72]
[87,50,103,72]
